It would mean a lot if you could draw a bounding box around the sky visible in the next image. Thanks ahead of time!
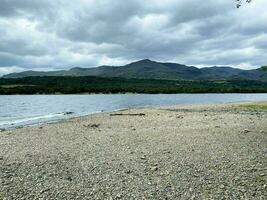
[0,0,266,76]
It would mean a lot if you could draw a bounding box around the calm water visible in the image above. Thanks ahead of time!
[0,94,267,128]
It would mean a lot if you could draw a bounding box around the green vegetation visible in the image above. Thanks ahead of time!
[261,65,267,72]
[3,59,267,81]
[239,102,267,111]
[0,76,267,94]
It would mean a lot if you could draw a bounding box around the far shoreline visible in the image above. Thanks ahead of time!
[1,92,267,95]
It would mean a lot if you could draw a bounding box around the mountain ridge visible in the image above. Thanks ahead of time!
[2,59,267,80]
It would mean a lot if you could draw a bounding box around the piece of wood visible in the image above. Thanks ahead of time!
[110,113,145,116]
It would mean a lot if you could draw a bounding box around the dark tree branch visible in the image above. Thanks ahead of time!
[236,0,252,8]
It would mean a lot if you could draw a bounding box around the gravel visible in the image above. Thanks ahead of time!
[0,103,266,199]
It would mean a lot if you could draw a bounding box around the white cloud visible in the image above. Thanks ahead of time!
[0,66,25,76]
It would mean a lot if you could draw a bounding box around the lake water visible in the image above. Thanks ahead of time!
[0,94,267,128]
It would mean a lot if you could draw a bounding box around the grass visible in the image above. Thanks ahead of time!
[239,102,267,110]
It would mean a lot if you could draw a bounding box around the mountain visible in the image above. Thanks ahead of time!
[2,59,267,80]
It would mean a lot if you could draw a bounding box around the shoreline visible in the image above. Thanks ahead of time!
[0,102,266,199]
[1,92,267,96]
[1,100,265,130]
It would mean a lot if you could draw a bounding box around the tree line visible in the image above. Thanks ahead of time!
[0,76,266,94]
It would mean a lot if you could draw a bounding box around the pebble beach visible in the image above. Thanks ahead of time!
[0,102,266,199]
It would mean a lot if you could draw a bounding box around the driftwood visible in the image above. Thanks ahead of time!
[110,113,146,116]
[83,123,100,128]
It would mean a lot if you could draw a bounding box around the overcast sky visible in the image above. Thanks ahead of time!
[0,0,266,75]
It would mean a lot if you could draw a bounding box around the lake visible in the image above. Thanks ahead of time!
[0,94,267,128]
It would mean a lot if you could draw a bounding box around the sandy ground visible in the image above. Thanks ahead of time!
[0,103,267,199]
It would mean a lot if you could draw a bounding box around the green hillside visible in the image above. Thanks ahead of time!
[3,59,267,81]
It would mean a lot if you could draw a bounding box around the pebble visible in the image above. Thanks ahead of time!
[140,155,146,160]
[151,167,158,171]
[116,193,122,199]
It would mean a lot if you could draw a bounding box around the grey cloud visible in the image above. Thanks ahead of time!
[0,0,266,74]
[0,52,23,66]
[0,0,52,18]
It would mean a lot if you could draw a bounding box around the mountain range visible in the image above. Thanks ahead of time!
[2,59,267,80]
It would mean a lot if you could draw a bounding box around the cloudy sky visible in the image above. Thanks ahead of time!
[0,0,266,75]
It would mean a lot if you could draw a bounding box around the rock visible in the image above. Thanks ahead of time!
[140,155,146,160]
[116,193,122,199]
[66,176,73,181]
[64,112,74,115]
[40,188,50,194]
[0,156,3,160]
[0,128,5,132]
[151,167,158,171]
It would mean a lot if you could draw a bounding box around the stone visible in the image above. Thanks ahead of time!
[116,193,122,199]
[151,167,158,171]
[64,112,74,115]
[140,155,146,160]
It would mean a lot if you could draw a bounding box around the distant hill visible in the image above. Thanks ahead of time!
[3,59,267,80]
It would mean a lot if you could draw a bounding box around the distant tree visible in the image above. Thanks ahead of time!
[236,0,252,8]
[261,66,267,72]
